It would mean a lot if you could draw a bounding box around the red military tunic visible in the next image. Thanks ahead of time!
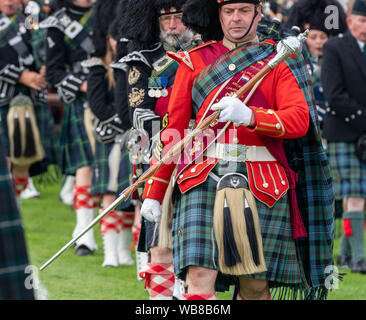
[143,40,309,206]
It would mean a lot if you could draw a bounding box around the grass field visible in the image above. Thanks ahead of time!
[20,181,366,300]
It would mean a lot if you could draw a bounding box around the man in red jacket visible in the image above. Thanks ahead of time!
[141,0,333,300]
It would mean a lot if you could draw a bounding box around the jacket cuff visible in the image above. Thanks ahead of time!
[0,64,23,85]
[249,107,285,137]
[55,74,83,104]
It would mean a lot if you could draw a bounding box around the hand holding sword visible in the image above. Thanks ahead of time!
[39,30,308,271]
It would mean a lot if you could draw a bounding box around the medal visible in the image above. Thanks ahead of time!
[161,88,169,97]
[148,88,156,98]
[155,90,162,98]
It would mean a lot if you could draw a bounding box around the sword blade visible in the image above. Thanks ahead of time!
[39,193,127,271]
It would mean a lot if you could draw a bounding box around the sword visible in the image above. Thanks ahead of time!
[39,30,308,271]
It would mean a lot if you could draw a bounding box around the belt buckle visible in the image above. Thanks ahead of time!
[224,144,248,161]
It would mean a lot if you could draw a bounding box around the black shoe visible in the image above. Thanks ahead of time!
[75,245,94,256]
[336,254,352,268]
[350,258,366,274]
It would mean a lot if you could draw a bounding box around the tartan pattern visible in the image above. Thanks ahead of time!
[33,101,57,165]
[64,8,93,51]
[283,55,335,291]
[189,44,334,295]
[30,28,47,70]
[0,13,23,48]
[90,142,133,211]
[58,98,94,175]
[0,140,34,299]
[173,161,308,292]
[192,42,275,114]
[327,141,366,199]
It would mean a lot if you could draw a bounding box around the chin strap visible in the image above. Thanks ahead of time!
[236,5,259,43]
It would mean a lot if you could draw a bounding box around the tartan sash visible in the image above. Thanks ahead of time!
[64,8,93,52]
[0,13,23,48]
[192,41,275,114]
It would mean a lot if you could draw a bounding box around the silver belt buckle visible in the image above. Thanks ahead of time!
[223,144,248,162]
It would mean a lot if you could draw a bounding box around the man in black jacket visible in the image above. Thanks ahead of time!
[321,0,366,274]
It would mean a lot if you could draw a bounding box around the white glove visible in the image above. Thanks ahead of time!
[140,198,162,223]
[211,96,254,126]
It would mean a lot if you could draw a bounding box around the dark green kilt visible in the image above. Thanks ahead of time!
[172,160,308,293]
[91,140,134,211]
[327,141,366,200]
[58,97,94,175]
[0,138,34,300]
[0,100,57,175]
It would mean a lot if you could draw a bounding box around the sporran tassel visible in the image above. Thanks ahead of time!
[24,109,36,157]
[13,110,22,158]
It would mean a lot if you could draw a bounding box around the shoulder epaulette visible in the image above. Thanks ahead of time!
[80,57,106,69]
[39,8,66,31]
[187,40,217,54]
[166,41,217,71]
[166,51,194,71]
[119,42,163,68]
[110,61,128,72]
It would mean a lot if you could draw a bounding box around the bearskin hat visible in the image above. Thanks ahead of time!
[49,0,72,11]
[92,0,121,57]
[120,0,187,50]
[182,0,262,42]
[284,0,347,36]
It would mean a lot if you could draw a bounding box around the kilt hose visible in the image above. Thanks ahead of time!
[327,141,366,200]
[172,160,308,295]
[90,140,134,212]
[58,98,94,175]
[0,138,34,300]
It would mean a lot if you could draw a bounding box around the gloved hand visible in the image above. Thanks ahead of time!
[140,198,162,223]
[211,96,254,126]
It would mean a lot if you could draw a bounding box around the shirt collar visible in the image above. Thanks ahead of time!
[222,36,259,50]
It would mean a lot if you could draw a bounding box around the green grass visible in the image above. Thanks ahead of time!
[21,182,366,300]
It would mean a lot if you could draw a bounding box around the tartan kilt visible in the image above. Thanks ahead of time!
[327,141,366,199]
[33,101,57,165]
[172,160,308,292]
[90,140,134,211]
[58,97,94,175]
[0,139,34,300]
[0,101,57,170]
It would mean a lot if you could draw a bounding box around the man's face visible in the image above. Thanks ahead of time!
[159,12,192,48]
[219,3,262,43]
[348,14,366,43]
[72,0,94,8]
[159,12,186,37]
[0,0,22,15]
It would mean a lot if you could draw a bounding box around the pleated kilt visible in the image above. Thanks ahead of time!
[58,97,94,175]
[327,141,366,199]
[172,160,307,292]
[0,100,57,164]
[0,139,34,299]
[90,140,134,211]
